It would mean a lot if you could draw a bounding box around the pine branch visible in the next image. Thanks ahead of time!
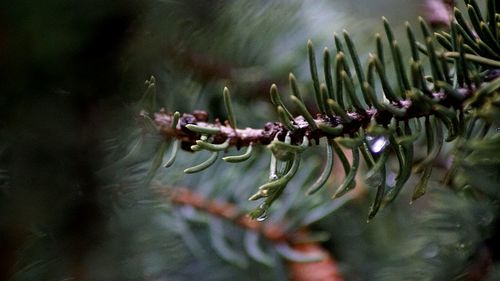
[154,185,344,281]
[155,186,287,242]
[144,0,500,220]
[153,83,480,149]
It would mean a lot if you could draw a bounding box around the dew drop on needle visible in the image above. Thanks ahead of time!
[366,135,389,154]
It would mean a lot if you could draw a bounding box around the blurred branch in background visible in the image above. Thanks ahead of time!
[155,185,344,281]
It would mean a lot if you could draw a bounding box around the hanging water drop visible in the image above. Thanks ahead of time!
[255,204,268,222]
[256,213,268,222]
[366,135,389,154]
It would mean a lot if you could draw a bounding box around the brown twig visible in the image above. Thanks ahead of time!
[154,186,344,281]
[153,84,476,150]
[156,186,287,242]
[288,242,344,281]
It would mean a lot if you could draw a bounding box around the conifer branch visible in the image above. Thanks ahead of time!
[154,185,344,281]
[145,0,500,220]
[153,83,484,149]
[155,186,287,242]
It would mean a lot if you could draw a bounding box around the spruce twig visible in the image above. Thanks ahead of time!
[146,1,500,219]
[153,83,481,149]
[154,186,344,281]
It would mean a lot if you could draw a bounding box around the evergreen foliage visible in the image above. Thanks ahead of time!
[150,0,500,220]
[134,1,500,279]
[2,0,499,280]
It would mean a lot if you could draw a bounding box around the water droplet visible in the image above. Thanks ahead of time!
[256,212,268,222]
[255,204,268,222]
[366,135,389,154]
